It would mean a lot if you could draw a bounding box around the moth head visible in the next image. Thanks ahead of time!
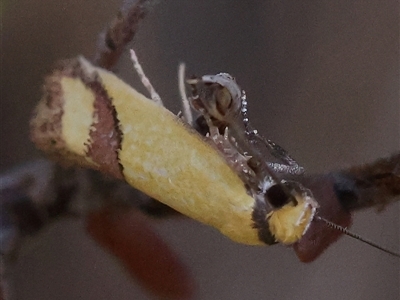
[186,73,242,124]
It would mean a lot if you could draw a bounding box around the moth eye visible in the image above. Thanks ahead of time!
[216,87,233,116]
[266,184,292,208]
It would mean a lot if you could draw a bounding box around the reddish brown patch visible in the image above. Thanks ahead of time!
[83,78,124,180]
[31,58,124,178]
[86,207,195,300]
[294,175,352,262]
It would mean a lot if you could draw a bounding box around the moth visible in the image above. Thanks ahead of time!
[30,50,400,262]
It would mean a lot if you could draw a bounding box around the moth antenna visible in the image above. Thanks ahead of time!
[178,63,194,125]
[316,216,400,258]
[129,49,163,106]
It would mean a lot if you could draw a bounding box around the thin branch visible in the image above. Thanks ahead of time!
[338,153,400,211]
[94,0,157,70]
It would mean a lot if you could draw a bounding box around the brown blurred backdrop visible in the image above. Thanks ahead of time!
[1,1,399,299]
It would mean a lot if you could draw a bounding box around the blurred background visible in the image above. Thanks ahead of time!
[1,0,399,299]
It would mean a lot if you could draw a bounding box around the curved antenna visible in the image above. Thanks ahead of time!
[178,63,194,125]
[129,49,163,106]
[316,216,400,258]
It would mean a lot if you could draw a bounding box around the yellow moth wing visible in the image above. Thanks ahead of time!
[79,57,262,245]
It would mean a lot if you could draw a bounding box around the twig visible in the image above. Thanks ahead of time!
[94,0,157,70]
[337,153,400,211]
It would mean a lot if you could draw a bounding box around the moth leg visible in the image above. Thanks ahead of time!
[129,49,163,106]
[202,115,255,183]
[267,162,304,175]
